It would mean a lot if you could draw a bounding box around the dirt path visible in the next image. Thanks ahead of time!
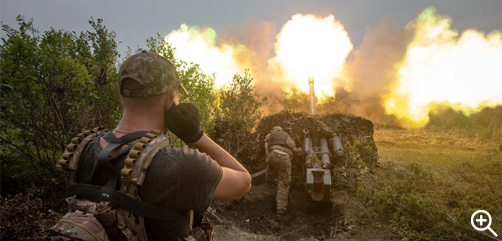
[212,184,334,239]
[211,169,394,240]
[211,184,395,240]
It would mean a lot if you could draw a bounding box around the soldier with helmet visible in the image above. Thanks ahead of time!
[265,126,302,215]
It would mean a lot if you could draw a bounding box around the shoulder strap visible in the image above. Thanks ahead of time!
[90,130,148,190]
[58,127,108,185]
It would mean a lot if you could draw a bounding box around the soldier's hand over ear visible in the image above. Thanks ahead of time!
[165,103,204,144]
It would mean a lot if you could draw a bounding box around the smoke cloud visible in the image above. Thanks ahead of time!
[342,16,413,121]
[220,19,288,110]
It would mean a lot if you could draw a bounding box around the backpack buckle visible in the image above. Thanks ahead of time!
[100,188,113,202]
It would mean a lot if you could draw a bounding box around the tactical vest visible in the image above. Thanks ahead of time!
[52,127,212,241]
[268,131,291,150]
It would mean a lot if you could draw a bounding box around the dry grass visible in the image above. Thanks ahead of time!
[375,128,500,175]
[356,127,502,240]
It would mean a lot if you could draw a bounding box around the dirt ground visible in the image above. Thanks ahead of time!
[210,180,395,241]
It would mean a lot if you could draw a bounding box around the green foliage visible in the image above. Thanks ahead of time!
[342,140,369,173]
[218,70,266,129]
[78,17,122,126]
[0,16,121,193]
[210,70,267,155]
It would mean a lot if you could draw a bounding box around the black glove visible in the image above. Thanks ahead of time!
[165,103,204,143]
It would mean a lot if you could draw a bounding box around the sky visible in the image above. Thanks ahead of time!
[2,0,502,57]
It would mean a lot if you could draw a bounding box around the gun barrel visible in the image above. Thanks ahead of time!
[331,135,344,160]
[309,78,316,116]
[320,138,331,167]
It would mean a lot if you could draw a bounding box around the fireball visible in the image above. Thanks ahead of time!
[385,8,502,127]
[269,14,353,98]
[165,24,244,88]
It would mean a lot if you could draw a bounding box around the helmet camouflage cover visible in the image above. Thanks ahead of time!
[118,51,187,98]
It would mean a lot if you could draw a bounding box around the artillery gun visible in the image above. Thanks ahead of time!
[303,78,344,202]
[249,78,378,205]
[303,128,344,201]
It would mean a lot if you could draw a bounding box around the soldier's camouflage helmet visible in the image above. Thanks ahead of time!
[118,50,188,98]
[272,126,282,133]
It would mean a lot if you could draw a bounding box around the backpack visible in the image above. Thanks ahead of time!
[51,127,212,241]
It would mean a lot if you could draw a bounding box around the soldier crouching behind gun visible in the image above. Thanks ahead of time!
[264,126,302,215]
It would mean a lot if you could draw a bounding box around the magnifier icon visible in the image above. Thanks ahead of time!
[471,210,498,237]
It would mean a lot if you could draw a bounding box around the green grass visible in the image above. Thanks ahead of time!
[356,127,502,240]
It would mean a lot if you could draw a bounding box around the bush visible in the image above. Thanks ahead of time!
[209,70,267,156]
[1,16,121,194]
